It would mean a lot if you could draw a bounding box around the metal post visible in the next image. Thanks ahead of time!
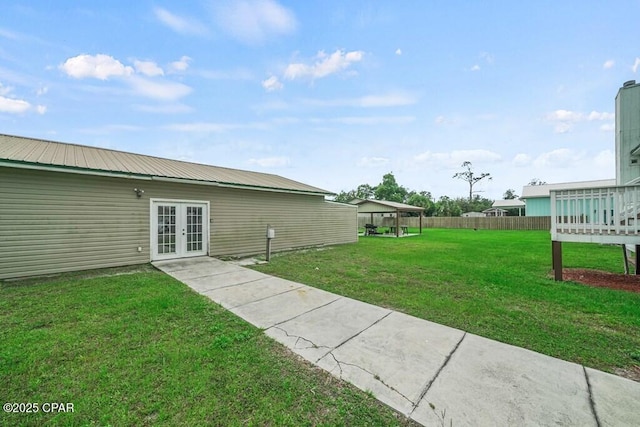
[266,225,274,262]
[636,245,640,275]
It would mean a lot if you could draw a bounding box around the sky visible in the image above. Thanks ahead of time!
[2,1,640,200]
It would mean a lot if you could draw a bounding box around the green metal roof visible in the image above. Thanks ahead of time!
[0,134,333,196]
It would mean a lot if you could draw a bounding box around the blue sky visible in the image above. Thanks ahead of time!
[2,1,640,199]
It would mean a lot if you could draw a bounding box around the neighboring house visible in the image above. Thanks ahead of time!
[482,207,507,217]
[491,199,526,216]
[521,180,616,216]
[549,80,640,279]
[0,135,357,279]
[461,212,484,218]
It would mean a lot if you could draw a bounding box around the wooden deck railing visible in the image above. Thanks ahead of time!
[550,184,640,243]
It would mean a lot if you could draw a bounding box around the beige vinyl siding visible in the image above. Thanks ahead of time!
[210,191,357,256]
[0,167,356,279]
[1,167,150,279]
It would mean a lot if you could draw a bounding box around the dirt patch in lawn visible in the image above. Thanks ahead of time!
[563,268,640,294]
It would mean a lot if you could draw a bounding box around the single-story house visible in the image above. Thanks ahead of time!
[0,134,357,279]
[521,179,616,216]
[482,207,508,217]
[461,211,484,218]
[491,199,525,216]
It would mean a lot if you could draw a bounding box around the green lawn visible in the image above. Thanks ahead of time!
[0,267,418,427]
[253,229,640,378]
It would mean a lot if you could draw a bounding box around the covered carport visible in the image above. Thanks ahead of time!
[354,199,424,237]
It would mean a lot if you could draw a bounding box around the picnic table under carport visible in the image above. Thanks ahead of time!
[354,199,424,237]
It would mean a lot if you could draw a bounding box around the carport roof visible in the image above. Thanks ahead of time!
[0,134,332,196]
[354,199,424,213]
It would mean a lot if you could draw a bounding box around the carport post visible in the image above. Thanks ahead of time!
[395,208,400,237]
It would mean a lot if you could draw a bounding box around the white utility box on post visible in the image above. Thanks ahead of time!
[266,225,275,261]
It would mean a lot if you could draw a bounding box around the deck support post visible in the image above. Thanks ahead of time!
[552,240,563,281]
[622,245,630,275]
[636,245,640,275]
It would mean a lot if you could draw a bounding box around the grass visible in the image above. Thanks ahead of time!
[0,266,419,426]
[253,229,640,376]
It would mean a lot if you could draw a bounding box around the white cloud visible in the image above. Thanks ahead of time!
[357,157,390,168]
[633,57,640,73]
[0,83,46,114]
[127,75,192,101]
[434,115,446,125]
[134,60,164,77]
[60,54,134,80]
[470,64,480,71]
[594,150,614,169]
[587,111,614,121]
[154,7,208,36]
[603,59,615,69]
[284,49,364,81]
[247,156,290,167]
[545,109,614,133]
[262,75,283,92]
[303,92,417,108]
[533,148,581,168]
[512,153,531,166]
[169,56,191,73]
[0,95,30,113]
[214,0,297,44]
[395,48,402,56]
[547,109,583,122]
[600,123,615,132]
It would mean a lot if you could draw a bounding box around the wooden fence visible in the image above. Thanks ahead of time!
[358,216,551,231]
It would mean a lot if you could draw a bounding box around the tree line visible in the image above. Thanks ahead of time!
[333,163,546,217]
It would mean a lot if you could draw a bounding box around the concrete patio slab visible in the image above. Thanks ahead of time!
[265,297,391,364]
[152,256,224,273]
[204,276,303,310]
[316,310,466,416]
[412,333,595,426]
[586,367,640,426]
[229,285,341,329]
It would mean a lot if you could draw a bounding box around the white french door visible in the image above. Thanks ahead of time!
[151,200,208,260]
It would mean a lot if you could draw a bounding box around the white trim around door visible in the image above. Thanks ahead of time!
[150,199,210,261]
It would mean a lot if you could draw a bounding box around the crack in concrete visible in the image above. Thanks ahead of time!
[269,325,331,352]
[315,311,393,363]
[583,367,602,427]
[409,332,467,417]
[327,350,415,407]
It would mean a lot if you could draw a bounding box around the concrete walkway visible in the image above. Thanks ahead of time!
[153,256,640,426]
